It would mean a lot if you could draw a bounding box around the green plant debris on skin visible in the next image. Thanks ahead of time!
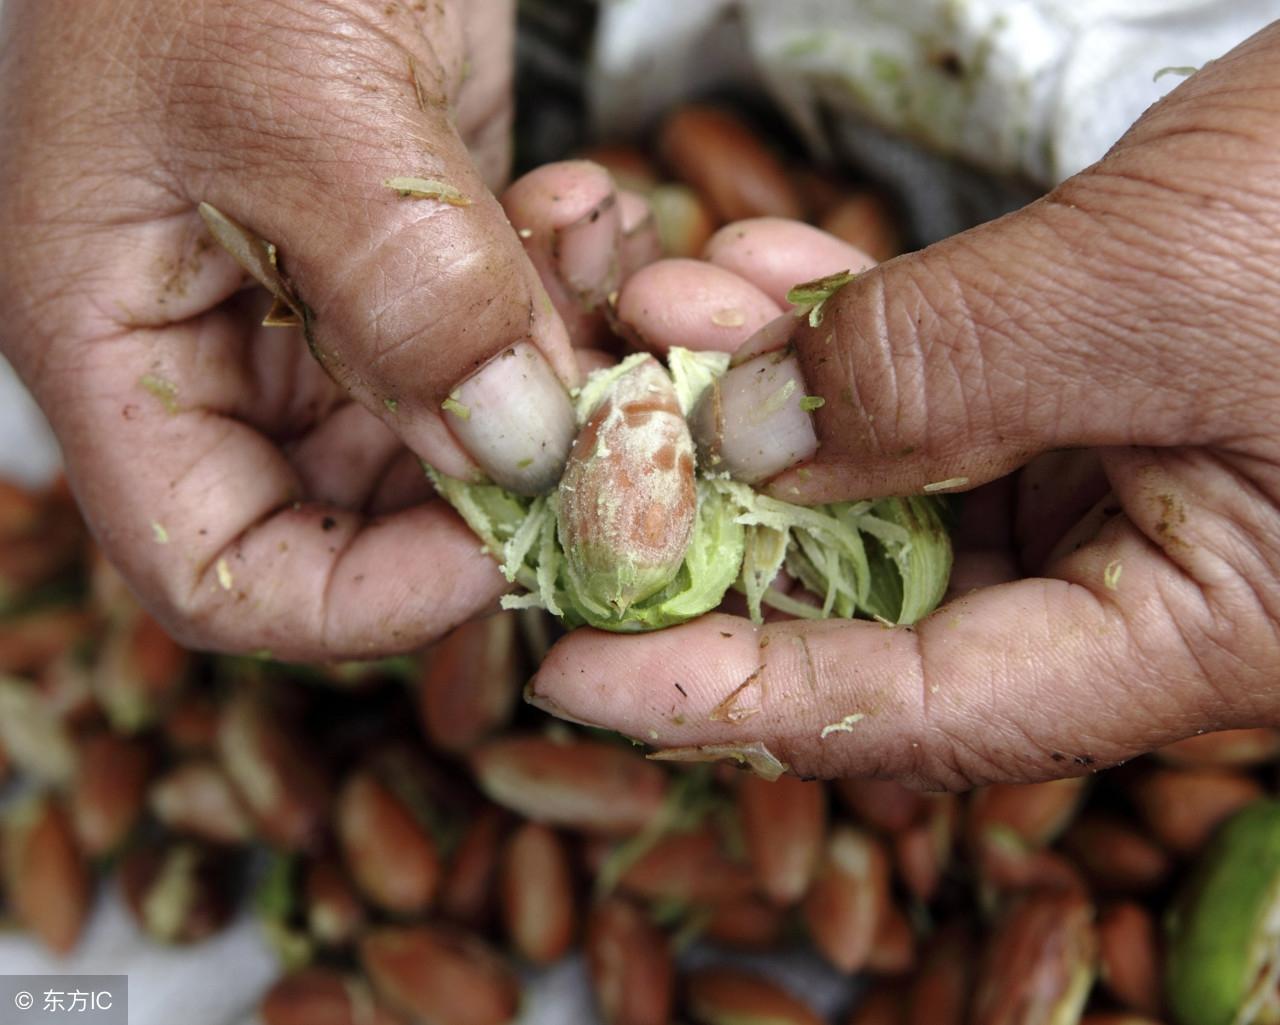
[820,712,866,739]
[799,396,825,412]
[151,521,169,544]
[383,398,398,414]
[383,176,471,206]
[429,346,951,633]
[923,476,969,493]
[139,374,179,413]
[1154,65,1198,82]
[648,741,789,782]
[787,270,858,327]
[1104,560,1123,591]
[441,395,470,420]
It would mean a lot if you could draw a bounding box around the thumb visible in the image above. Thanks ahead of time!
[178,0,579,496]
[696,23,1280,502]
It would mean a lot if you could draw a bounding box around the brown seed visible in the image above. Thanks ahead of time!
[1155,728,1280,768]
[1097,901,1162,1017]
[499,822,576,964]
[586,897,674,1025]
[441,804,507,927]
[738,774,827,905]
[360,925,520,1025]
[260,968,408,1025]
[304,856,366,948]
[866,905,916,976]
[966,778,1087,851]
[216,690,330,851]
[1128,768,1264,855]
[417,612,520,755]
[659,106,805,222]
[845,982,907,1025]
[974,828,1088,903]
[579,144,661,193]
[1059,814,1171,893]
[703,896,787,950]
[0,606,93,675]
[818,193,902,263]
[648,184,718,258]
[70,732,152,856]
[970,891,1098,1025]
[3,795,91,954]
[894,793,957,903]
[802,826,891,973]
[616,825,756,907]
[119,838,235,944]
[685,968,823,1025]
[836,778,923,834]
[557,356,696,614]
[906,923,974,1025]
[150,760,253,845]
[336,769,440,914]
[161,691,222,753]
[470,735,667,835]
[94,606,189,732]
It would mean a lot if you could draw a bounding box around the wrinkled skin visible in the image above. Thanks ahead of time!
[0,0,587,659]
[531,24,1280,786]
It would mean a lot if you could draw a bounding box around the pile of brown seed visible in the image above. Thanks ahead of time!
[1,476,1275,1025]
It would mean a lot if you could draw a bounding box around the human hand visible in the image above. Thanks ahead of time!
[529,23,1280,786]
[0,0,625,660]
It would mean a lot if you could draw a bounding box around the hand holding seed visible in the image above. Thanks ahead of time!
[0,0,625,659]
[531,24,1280,785]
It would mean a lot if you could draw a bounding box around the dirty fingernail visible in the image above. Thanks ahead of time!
[554,195,619,308]
[445,343,577,495]
[692,348,819,484]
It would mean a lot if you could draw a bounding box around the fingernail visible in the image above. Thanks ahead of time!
[445,343,577,495]
[692,348,818,484]
[617,190,661,278]
[554,194,619,308]
[523,680,607,730]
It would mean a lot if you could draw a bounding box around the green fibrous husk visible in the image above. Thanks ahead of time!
[429,347,952,633]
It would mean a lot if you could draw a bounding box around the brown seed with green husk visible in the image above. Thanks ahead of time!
[120,838,235,944]
[556,356,697,614]
[969,890,1098,1025]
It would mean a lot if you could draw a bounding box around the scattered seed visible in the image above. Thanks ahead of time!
[215,558,233,591]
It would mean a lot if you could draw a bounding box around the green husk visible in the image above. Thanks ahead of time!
[1166,799,1280,1025]
[430,346,951,632]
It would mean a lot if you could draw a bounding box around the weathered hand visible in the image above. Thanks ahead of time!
[530,24,1280,785]
[0,0,618,660]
